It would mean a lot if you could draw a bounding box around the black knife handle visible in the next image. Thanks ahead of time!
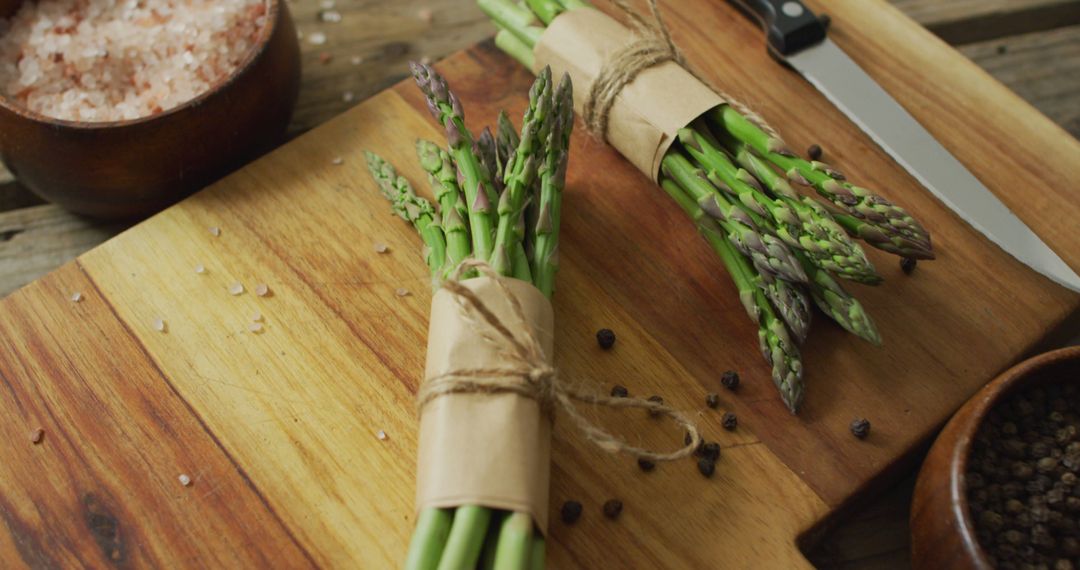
[730,0,827,56]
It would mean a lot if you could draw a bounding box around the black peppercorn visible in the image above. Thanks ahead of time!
[850,418,871,439]
[610,385,629,398]
[697,456,715,478]
[900,257,917,275]
[596,328,616,350]
[720,370,740,390]
[705,393,719,409]
[807,144,823,160]
[722,412,738,431]
[602,499,623,519]
[560,501,583,524]
[700,442,720,461]
[637,458,655,472]
[647,395,663,418]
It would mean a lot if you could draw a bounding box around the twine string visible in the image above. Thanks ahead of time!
[582,0,782,142]
[417,259,700,462]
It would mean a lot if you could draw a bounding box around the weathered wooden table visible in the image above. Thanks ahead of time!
[1,1,1077,567]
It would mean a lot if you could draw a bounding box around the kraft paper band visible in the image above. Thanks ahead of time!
[533,7,724,181]
[415,277,554,533]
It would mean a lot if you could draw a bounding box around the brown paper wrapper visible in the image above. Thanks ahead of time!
[416,277,555,533]
[534,8,724,182]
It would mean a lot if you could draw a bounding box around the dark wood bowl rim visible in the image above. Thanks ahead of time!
[947,345,1080,567]
[0,0,279,130]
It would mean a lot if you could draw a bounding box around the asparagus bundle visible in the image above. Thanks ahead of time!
[367,63,572,570]
[479,0,931,412]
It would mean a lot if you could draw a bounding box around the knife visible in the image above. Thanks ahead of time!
[730,0,1080,293]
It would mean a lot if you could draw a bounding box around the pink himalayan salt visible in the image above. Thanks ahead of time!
[0,0,268,122]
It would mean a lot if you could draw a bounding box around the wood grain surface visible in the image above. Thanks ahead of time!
[0,0,1078,567]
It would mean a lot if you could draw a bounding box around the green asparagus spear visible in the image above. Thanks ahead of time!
[365,152,448,280]
[681,127,882,285]
[417,140,472,275]
[491,67,554,276]
[492,512,534,569]
[661,177,805,412]
[532,72,574,298]
[662,152,808,285]
[411,62,498,262]
[437,505,492,570]
[404,508,454,570]
[796,250,882,345]
[478,0,545,47]
[713,105,933,260]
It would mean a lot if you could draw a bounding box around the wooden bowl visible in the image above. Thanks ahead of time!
[0,0,301,219]
[911,345,1080,569]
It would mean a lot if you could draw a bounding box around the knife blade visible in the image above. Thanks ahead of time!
[729,0,1080,293]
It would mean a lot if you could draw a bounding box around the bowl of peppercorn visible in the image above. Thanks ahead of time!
[911,345,1080,570]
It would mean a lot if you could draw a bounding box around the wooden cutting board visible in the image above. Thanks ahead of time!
[1,0,1077,567]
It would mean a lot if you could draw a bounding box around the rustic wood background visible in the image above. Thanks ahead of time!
[1,0,1077,567]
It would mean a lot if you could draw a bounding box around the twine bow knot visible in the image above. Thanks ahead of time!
[417,259,700,463]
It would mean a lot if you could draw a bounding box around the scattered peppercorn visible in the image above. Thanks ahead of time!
[596,328,616,350]
[722,412,738,431]
[647,395,663,418]
[705,393,720,409]
[720,370,740,390]
[901,257,917,275]
[610,385,629,398]
[968,380,1080,566]
[850,418,871,439]
[637,458,655,472]
[697,456,715,478]
[602,499,623,519]
[560,501,583,524]
[700,442,720,461]
[30,428,44,445]
[807,144,823,160]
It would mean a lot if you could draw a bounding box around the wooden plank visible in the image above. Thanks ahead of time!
[285,0,493,133]
[0,263,314,568]
[72,90,829,568]
[888,0,1080,44]
[960,25,1080,138]
[0,205,128,297]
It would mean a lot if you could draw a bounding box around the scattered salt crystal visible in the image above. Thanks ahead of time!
[395,288,411,297]
[209,226,221,237]
[153,318,167,332]
[342,91,354,103]
[417,8,434,23]
[350,55,364,66]
[178,474,192,486]
[374,242,389,254]
[194,264,206,274]
[318,10,342,23]
[70,291,82,303]
[30,428,44,444]
[248,322,263,333]
[251,311,263,322]
[376,430,387,440]
[254,283,270,296]
[229,282,245,296]
[331,157,344,165]
[308,32,327,46]
[319,0,336,9]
